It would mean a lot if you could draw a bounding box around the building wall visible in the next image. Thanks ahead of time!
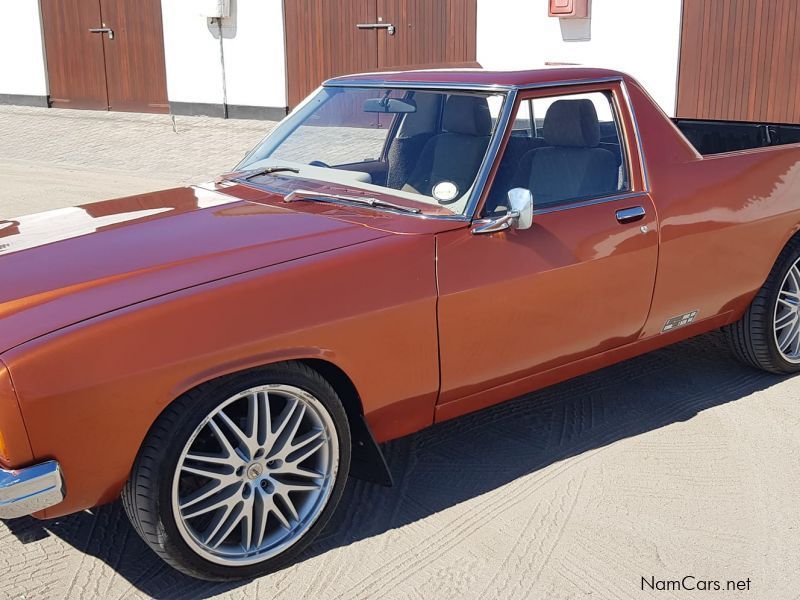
[476,0,683,115]
[1,0,682,117]
[161,0,287,117]
[0,0,49,106]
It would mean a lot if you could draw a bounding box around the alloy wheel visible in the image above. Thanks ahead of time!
[773,259,800,362]
[171,384,339,565]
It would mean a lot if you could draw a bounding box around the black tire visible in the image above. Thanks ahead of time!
[724,236,800,374]
[122,361,351,581]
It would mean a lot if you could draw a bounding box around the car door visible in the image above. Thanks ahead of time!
[436,82,658,414]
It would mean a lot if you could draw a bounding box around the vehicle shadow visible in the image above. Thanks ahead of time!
[3,331,790,598]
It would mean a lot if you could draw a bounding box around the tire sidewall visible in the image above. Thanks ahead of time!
[149,365,351,580]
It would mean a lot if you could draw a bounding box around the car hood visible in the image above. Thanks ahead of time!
[0,184,396,353]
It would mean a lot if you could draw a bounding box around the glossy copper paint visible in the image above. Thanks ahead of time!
[1,68,799,519]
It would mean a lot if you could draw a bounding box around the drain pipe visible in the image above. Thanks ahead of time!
[214,16,229,118]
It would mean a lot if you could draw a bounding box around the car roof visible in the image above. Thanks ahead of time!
[325,66,627,89]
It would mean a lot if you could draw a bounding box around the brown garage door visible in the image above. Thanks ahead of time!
[284,0,478,108]
[677,0,800,123]
[41,0,169,113]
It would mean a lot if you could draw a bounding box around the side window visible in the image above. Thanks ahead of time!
[484,91,629,216]
[510,100,536,138]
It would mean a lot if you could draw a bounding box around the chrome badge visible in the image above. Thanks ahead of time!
[662,310,699,333]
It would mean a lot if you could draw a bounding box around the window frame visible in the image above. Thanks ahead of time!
[475,81,647,218]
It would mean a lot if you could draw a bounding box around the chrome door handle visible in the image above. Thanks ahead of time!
[89,27,114,40]
[616,206,646,224]
[356,23,396,35]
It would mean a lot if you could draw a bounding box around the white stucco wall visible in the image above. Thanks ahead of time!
[223,0,287,108]
[0,0,48,97]
[161,0,226,106]
[476,0,683,115]
[160,0,287,109]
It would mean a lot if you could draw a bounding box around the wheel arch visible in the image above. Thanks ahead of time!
[297,359,393,486]
[141,357,393,489]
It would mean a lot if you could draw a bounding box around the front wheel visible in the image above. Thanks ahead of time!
[122,363,351,581]
[725,237,800,374]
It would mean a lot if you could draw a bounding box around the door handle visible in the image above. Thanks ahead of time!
[89,27,114,40]
[615,206,646,224]
[356,23,396,35]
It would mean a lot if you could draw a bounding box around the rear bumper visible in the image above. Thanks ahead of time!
[0,461,64,519]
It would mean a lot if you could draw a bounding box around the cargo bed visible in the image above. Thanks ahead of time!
[673,118,800,156]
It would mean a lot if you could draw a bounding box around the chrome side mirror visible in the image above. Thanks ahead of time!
[472,188,534,235]
[508,188,533,230]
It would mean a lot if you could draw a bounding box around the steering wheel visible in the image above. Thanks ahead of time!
[308,160,331,168]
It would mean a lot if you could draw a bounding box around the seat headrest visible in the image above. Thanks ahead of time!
[442,95,492,136]
[542,99,601,148]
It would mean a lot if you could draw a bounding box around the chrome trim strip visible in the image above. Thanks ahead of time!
[532,191,649,216]
[322,75,626,92]
[0,460,64,519]
[323,80,513,92]
[464,87,519,218]
[302,75,650,220]
[620,79,651,193]
[516,75,624,90]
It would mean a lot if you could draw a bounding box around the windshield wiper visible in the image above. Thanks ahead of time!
[226,166,300,182]
[284,190,421,214]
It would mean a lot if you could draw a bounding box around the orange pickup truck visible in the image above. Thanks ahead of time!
[2,67,800,580]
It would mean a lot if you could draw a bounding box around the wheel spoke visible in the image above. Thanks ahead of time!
[775,311,796,329]
[276,490,300,523]
[216,411,255,459]
[287,435,326,466]
[207,418,239,460]
[181,481,240,518]
[779,319,800,352]
[281,463,323,479]
[251,489,269,549]
[791,323,800,356]
[205,501,242,548]
[788,267,800,294]
[266,492,292,530]
[185,452,233,466]
[267,400,305,457]
[180,462,231,480]
[256,392,271,447]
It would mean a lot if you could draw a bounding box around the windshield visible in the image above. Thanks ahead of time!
[237,86,507,216]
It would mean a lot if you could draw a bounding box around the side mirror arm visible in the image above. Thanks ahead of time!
[471,211,521,235]
[471,188,534,235]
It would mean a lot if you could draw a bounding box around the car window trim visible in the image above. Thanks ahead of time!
[532,190,649,216]
[301,76,648,221]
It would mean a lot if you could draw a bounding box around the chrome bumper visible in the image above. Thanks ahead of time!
[0,460,64,519]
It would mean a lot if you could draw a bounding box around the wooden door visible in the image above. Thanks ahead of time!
[40,0,168,113]
[100,0,169,113]
[284,0,379,108]
[40,0,109,110]
[284,0,478,108]
[677,0,800,123]
[376,0,477,70]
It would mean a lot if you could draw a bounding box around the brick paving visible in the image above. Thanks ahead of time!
[0,105,274,218]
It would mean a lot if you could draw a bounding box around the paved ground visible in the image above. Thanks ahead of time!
[1,106,799,600]
[0,105,272,217]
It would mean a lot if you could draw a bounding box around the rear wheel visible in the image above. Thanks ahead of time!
[725,237,800,374]
[122,362,351,581]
